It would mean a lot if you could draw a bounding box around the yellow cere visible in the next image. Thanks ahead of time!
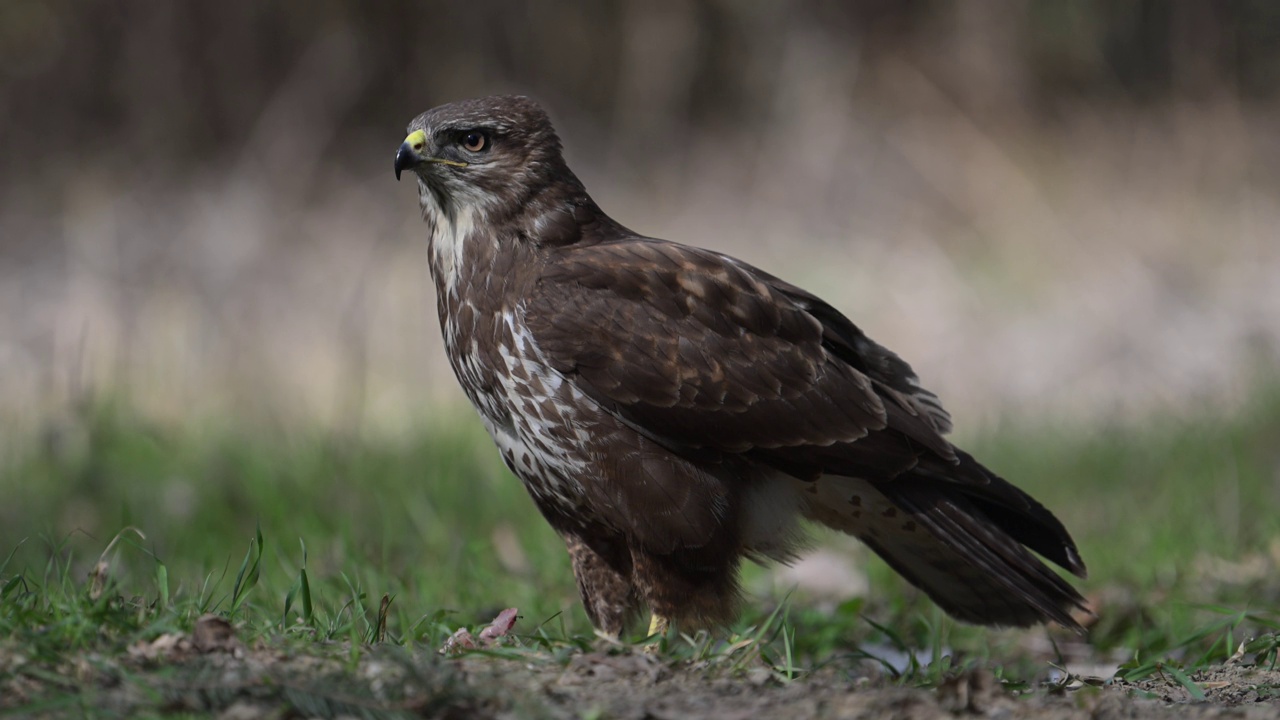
[404,129,427,151]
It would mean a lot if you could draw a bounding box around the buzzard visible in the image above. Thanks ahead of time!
[395,95,1087,637]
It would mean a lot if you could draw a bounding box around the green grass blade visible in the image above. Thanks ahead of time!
[2,574,24,599]
[1165,665,1206,701]
[154,559,169,611]
[299,567,313,626]
[230,525,264,617]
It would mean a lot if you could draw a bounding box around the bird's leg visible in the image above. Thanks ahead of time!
[631,547,742,644]
[563,533,639,638]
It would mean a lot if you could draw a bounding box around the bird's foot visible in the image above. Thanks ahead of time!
[643,614,670,654]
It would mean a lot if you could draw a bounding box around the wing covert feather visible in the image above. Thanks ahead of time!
[525,239,942,459]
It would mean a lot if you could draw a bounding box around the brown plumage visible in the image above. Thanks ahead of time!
[395,95,1088,636]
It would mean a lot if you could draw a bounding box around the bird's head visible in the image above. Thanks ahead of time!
[395,95,568,219]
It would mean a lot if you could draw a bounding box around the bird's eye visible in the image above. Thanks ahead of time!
[461,131,487,152]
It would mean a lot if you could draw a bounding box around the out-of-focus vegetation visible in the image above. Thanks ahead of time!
[5,1,1280,172]
[1,0,1278,432]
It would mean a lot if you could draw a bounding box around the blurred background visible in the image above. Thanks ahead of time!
[2,0,1278,437]
[2,1,1280,658]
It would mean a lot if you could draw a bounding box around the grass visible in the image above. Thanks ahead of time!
[2,387,1280,715]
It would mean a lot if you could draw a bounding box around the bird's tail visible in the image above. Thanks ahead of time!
[801,469,1088,631]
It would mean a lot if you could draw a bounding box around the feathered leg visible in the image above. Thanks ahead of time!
[563,533,641,637]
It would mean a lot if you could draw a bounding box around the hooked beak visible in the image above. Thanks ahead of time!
[394,129,428,181]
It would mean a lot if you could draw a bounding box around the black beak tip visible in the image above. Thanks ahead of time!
[394,143,415,181]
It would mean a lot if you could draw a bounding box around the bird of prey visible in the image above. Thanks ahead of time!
[394,95,1087,637]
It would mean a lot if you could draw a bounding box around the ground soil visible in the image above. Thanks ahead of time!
[10,640,1277,719]
[468,652,1280,720]
[4,615,1278,718]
